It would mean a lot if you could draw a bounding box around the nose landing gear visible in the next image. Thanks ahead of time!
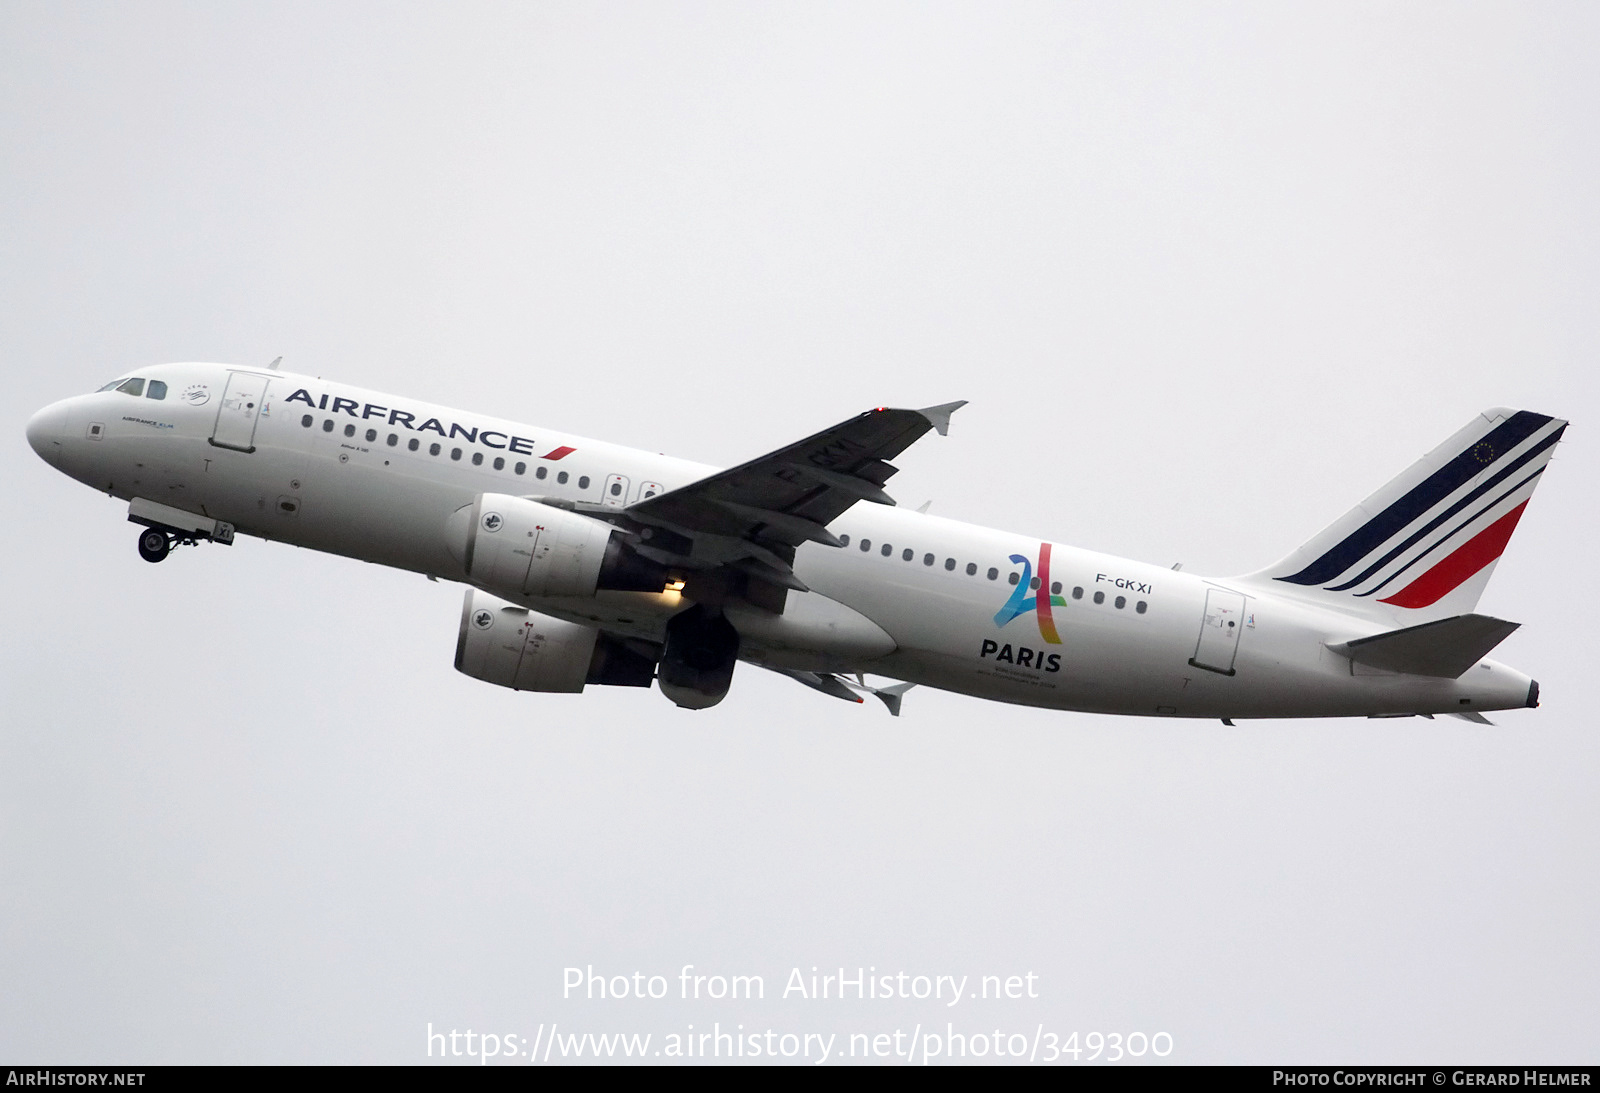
[137,527,172,563]
[136,526,205,563]
[128,500,236,563]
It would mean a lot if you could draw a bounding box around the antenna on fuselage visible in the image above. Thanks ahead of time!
[268,357,282,370]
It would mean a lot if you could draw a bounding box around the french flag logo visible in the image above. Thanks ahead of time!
[1272,410,1565,610]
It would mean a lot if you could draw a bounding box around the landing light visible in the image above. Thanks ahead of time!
[665,579,686,592]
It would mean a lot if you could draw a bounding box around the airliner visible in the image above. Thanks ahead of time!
[25,362,1564,720]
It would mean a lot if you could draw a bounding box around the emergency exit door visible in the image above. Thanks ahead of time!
[602,474,630,508]
[210,372,271,453]
[1189,588,1246,676]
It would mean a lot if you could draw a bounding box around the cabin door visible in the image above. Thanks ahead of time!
[210,372,271,453]
[1190,588,1246,675]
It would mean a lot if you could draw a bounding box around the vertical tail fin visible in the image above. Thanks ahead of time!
[1242,408,1567,623]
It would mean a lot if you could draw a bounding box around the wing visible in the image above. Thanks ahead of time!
[622,401,965,608]
[760,665,917,715]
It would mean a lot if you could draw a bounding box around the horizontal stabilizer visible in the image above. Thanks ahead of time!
[1330,614,1520,678]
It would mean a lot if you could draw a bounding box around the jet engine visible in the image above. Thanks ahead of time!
[445,493,668,599]
[455,589,658,693]
[657,604,741,710]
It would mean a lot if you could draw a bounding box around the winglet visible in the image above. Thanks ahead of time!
[916,401,967,437]
[872,682,916,717]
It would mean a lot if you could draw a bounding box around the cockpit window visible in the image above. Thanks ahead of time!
[146,380,167,400]
[115,378,145,396]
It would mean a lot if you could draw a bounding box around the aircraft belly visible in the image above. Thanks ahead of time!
[296,463,466,573]
[726,594,895,664]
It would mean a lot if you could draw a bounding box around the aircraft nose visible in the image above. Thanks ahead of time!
[26,402,68,466]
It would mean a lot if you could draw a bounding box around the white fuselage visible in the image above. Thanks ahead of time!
[27,362,1538,719]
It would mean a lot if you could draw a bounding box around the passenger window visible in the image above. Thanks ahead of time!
[493,457,505,471]
[514,462,526,475]
[115,378,144,396]
[838,534,850,547]
[903,548,913,562]
[610,481,622,496]
[301,415,313,428]
[557,471,568,484]
[451,448,462,461]
[1008,572,1020,585]
[344,424,356,437]
[322,419,334,433]
[429,443,441,456]
[472,452,483,466]
[987,567,998,581]
[365,428,377,442]
[1093,591,1105,604]
[1050,581,1061,595]
[1072,586,1084,600]
[966,563,977,575]
[146,380,167,400]
[1115,595,1126,609]
[578,475,590,489]
[1029,577,1040,589]
[881,543,892,557]
[923,553,934,566]
[408,438,420,452]
[536,466,548,480]
[387,434,398,447]
[860,539,872,552]
[945,558,956,571]
[1136,600,1148,614]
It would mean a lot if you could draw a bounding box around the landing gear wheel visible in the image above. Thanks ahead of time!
[137,527,171,563]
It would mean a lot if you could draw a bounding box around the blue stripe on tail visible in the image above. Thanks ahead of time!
[1277,411,1553,587]
[1324,426,1565,591]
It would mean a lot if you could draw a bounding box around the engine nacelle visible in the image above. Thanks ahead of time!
[455,589,657,692]
[445,493,667,599]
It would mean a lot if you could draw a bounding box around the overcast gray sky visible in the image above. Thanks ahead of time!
[2,1,1596,1065]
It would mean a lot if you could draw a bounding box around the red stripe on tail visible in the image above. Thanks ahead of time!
[1378,501,1528,609]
